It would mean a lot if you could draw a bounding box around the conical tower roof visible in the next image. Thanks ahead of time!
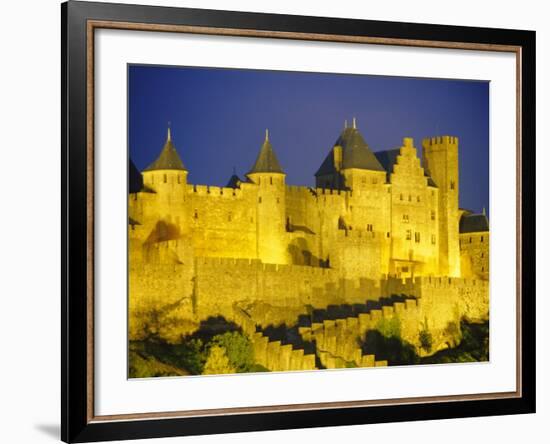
[226,167,242,188]
[315,119,385,176]
[247,129,284,175]
[143,126,187,172]
[129,158,143,193]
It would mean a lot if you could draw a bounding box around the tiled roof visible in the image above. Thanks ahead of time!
[460,213,489,233]
[143,128,186,172]
[316,126,385,176]
[248,131,284,174]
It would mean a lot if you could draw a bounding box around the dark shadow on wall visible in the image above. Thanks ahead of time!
[296,294,417,327]
[187,316,241,343]
[287,237,329,267]
[361,330,420,366]
[259,323,316,356]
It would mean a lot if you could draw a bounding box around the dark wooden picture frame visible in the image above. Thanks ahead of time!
[61,1,536,442]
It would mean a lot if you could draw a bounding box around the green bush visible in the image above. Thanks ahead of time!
[210,331,255,373]
[203,345,236,375]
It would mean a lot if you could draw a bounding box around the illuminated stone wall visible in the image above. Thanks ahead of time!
[423,136,461,277]
[300,277,488,360]
[460,231,490,280]
[128,133,489,349]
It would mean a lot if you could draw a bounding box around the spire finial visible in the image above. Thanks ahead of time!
[344,119,348,129]
[167,121,171,142]
[352,117,357,129]
[265,128,269,141]
[233,165,237,175]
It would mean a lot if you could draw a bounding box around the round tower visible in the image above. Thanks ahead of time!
[141,125,189,233]
[246,129,287,264]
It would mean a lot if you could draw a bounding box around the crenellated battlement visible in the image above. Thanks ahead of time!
[422,135,459,146]
[195,256,335,277]
[188,183,249,198]
[286,185,310,194]
[384,275,486,298]
[314,187,351,198]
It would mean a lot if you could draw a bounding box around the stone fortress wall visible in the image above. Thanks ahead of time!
[128,124,490,369]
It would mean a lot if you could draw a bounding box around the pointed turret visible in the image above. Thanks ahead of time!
[315,119,385,189]
[144,125,187,172]
[226,167,242,188]
[316,120,384,177]
[247,130,286,264]
[142,124,188,192]
[247,129,284,175]
[129,158,143,193]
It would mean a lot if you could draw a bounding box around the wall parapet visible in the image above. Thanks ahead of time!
[195,256,337,277]
[188,184,251,198]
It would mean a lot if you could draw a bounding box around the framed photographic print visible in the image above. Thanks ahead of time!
[61,1,536,442]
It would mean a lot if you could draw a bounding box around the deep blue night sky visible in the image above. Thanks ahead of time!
[129,65,489,214]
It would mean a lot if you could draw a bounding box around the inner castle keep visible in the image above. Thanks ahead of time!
[128,121,490,365]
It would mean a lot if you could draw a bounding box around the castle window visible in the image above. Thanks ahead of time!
[406,230,411,240]
[258,197,262,203]
[431,210,436,220]
[450,181,455,190]
[270,177,273,185]
[163,174,167,183]
[482,267,485,272]
[228,213,232,222]
[400,194,403,201]
[469,237,472,243]
[408,195,412,202]
[194,210,198,219]
[481,252,484,258]
[276,197,280,204]
[367,224,373,232]
[403,214,409,223]
[431,190,435,197]
[415,232,421,243]
[480,236,484,242]
[177,175,181,184]
[387,232,390,238]
[372,178,378,184]
[362,177,366,184]
[417,196,420,202]
[431,234,436,244]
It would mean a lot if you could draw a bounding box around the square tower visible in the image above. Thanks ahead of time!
[422,136,461,277]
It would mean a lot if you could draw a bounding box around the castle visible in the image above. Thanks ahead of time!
[128,120,490,369]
